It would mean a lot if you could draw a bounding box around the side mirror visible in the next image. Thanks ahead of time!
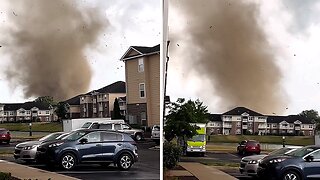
[305,155,314,162]
[79,138,88,144]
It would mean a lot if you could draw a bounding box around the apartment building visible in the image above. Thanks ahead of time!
[0,102,54,122]
[207,107,315,136]
[121,44,160,127]
[64,81,126,119]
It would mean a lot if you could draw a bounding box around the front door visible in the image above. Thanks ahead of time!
[77,131,103,162]
[303,150,320,178]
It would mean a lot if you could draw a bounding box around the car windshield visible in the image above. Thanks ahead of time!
[190,134,205,142]
[39,133,64,142]
[247,141,258,146]
[0,130,7,134]
[62,131,87,141]
[81,122,92,128]
[286,146,316,157]
[269,147,293,156]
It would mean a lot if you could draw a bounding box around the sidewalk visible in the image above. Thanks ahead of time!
[167,162,237,180]
[0,160,79,180]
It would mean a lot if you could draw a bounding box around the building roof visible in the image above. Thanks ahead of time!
[209,114,222,122]
[90,81,126,94]
[223,107,263,116]
[266,116,287,124]
[4,102,50,111]
[120,44,160,61]
[65,95,81,105]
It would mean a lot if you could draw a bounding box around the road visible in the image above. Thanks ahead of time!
[0,140,160,180]
[180,152,260,180]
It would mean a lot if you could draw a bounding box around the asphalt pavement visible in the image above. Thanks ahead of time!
[0,140,160,180]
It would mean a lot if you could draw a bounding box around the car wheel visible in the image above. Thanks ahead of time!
[60,153,77,170]
[135,133,142,141]
[117,153,133,170]
[282,170,301,180]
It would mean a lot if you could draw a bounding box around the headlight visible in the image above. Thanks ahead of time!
[23,145,37,150]
[48,142,64,148]
[248,160,258,164]
[269,158,286,164]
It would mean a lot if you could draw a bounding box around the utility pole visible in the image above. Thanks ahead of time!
[163,40,170,122]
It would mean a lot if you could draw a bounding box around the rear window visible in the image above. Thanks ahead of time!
[0,130,8,134]
[101,132,123,141]
[99,124,112,130]
[153,126,160,131]
[81,122,92,128]
[247,141,259,146]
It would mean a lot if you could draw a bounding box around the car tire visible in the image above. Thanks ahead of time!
[135,133,142,141]
[117,153,133,170]
[60,153,77,170]
[282,170,301,180]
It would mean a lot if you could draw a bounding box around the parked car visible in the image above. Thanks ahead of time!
[237,140,261,155]
[35,129,138,170]
[257,145,320,180]
[0,128,11,144]
[151,125,160,145]
[239,147,298,177]
[14,132,68,163]
[95,123,144,141]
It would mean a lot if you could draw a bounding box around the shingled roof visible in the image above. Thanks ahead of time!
[121,44,160,61]
[65,95,81,105]
[223,107,263,116]
[267,115,312,124]
[88,81,126,95]
[4,102,50,111]
[209,114,222,122]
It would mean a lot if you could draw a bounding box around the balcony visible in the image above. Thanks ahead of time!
[223,124,232,128]
[258,125,267,129]
[242,125,248,129]
[295,127,301,130]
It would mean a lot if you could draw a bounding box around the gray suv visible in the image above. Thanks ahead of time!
[89,123,144,141]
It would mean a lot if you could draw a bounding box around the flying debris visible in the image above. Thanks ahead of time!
[12,11,17,16]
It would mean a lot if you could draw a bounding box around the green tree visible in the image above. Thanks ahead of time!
[34,96,57,106]
[299,110,320,130]
[112,98,123,119]
[164,98,209,142]
[55,102,68,121]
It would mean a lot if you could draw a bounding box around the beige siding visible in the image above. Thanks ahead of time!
[145,54,160,126]
[127,50,140,57]
[125,58,146,104]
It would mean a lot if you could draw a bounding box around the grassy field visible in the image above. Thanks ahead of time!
[208,135,314,146]
[0,122,62,132]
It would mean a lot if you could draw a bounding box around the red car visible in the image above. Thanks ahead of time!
[237,140,260,155]
[0,128,11,144]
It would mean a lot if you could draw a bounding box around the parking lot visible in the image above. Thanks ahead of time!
[0,140,160,180]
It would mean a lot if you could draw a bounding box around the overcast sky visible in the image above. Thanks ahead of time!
[167,0,320,115]
[0,0,160,103]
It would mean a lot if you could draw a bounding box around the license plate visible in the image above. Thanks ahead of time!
[192,149,201,152]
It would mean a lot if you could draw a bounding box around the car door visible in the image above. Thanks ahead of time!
[303,149,320,178]
[100,132,122,161]
[77,131,103,162]
[238,141,247,152]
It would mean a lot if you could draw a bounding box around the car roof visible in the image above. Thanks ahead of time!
[74,128,125,134]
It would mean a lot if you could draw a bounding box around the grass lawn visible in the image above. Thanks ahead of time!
[208,135,314,146]
[0,122,62,132]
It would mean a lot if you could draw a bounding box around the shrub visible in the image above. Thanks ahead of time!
[163,142,182,169]
[0,172,11,180]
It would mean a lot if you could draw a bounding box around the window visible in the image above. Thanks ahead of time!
[237,122,241,127]
[273,124,277,128]
[9,112,14,116]
[267,124,270,127]
[290,124,293,128]
[99,124,112,130]
[26,111,31,115]
[141,112,146,120]
[114,124,121,130]
[4,112,6,115]
[139,83,145,98]
[236,129,241,135]
[101,132,122,141]
[248,123,252,127]
[249,117,253,120]
[310,150,320,160]
[91,123,99,129]
[46,111,50,114]
[122,124,131,130]
[138,58,144,72]
[83,132,101,143]
[309,125,313,129]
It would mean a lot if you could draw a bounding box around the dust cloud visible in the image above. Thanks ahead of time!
[170,0,287,114]
[3,0,106,100]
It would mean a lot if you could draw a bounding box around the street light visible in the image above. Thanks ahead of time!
[282,136,285,147]
[29,123,32,136]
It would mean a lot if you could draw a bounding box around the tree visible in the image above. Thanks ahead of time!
[112,98,123,119]
[164,98,209,142]
[299,110,320,130]
[34,96,57,106]
[55,102,69,121]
